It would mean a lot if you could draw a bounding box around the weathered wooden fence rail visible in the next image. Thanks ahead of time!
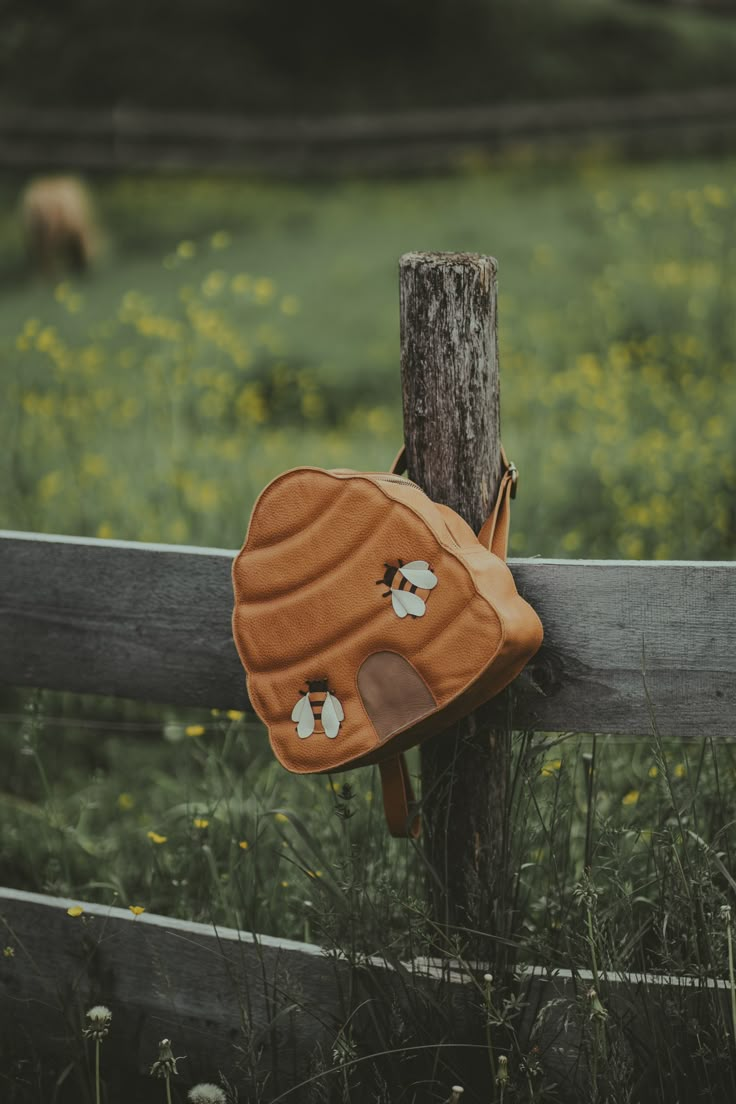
[2,530,734,738]
[3,87,736,174]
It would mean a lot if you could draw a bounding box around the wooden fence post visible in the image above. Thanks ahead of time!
[399,251,509,949]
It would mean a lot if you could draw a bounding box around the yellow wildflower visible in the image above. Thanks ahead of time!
[648,766,658,778]
[147,831,167,845]
[117,792,134,810]
[238,840,249,850]
[185,724,205,737]
[3,946,14,957]
[674,763,687,779]
[226,710,244,721]
[254,276,275,304]
[231,273,252,294]
[202,270,227,297]
[82,454,108,478]
[193,818,209,830]
[274,813,289,824]
[67,906,84,917]
[38,471,63,500]
[280,295,300,315]
[177,240,196,259]
[211,230,231,249]
[128,905,145,916]
[541,759,562,777]
[622,790,640,806]
[96,522,114,540]
[280,880,289,888]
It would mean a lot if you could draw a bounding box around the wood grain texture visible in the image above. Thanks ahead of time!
[399,252,502,531]
[399,251,509,943]
[0,530,249,711]
[0,888,347,1100]
[2,531,735,738]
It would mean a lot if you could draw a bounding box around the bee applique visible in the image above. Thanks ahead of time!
[376,559,438,619]
[291,679,344,739]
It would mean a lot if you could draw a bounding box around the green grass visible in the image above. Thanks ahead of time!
[2,153,735,557]
[5,693,736,1100]
[3,151,736,1100]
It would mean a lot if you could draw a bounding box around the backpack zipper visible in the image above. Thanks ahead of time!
[376,476,424,492]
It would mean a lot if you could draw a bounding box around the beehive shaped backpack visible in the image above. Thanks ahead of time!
[231,448,543,837]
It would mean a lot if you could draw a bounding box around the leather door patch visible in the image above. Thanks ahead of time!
[357,652,436,742]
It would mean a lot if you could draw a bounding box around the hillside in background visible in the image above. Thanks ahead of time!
[2,0,736,116]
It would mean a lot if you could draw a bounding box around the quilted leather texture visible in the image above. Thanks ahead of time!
[232,467,543,776]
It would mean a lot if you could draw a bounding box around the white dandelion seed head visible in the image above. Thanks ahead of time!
[188,1084,226,1104]
[483,973,493,983]
[83,1004,112,1041]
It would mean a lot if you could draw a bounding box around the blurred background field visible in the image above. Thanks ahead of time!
[3,154,736,560]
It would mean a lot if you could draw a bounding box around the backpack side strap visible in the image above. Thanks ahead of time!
[477,449,517,561]
[379,753,421,838]
[390,444,517,562]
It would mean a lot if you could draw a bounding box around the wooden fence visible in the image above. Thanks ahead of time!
[1,251,735,1101]
[3,87,736,175]
[2,535,735,1099]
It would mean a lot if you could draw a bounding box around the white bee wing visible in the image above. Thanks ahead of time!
[291,694,308,722]
[391,590,409,618]
[400,561,438,590]
[292,694,315,738]
[321,693,341,738]
[329,692,345,721]
[391,589,426,618]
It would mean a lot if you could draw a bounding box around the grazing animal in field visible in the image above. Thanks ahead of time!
[21,176,98,277]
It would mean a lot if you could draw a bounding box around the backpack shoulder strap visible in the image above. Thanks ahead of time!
[390,445,518,561]
[477,448,517,560]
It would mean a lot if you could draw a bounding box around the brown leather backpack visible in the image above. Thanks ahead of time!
[232,449,543,837]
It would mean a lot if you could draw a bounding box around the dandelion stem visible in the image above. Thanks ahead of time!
[592,1021,599,1103]
[727,911,736,1051]
[95,1039,101,1104]
[586,903,600,993]
[483,974,497,1096]
[165,1073,172,1104]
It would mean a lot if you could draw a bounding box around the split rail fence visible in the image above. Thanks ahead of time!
[1,252,735,1100]
[3,87,736,174]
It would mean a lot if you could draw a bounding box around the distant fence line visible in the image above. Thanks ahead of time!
[3,87,736,175]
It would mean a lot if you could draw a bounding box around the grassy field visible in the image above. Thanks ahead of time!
[2,152,736,1100]
[3,152,736,557]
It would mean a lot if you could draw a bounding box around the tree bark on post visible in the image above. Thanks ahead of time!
[399,251,510,953]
